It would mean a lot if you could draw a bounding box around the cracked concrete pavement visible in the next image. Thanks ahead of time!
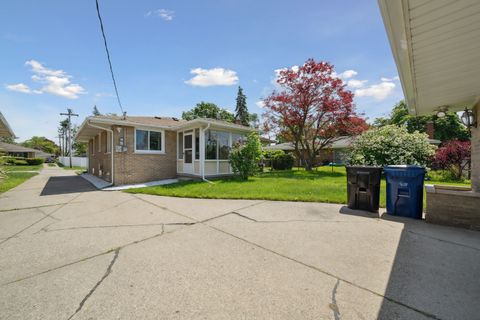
[1,166,479,320]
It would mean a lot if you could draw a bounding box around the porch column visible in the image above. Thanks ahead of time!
[200,126,205,177]
[471,102,480,192]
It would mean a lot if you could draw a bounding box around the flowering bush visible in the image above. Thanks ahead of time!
[432,140,470,180]
[347,125,436,167]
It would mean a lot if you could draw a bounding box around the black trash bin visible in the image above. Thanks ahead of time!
[346,166,383,213]
[384,165,426,219]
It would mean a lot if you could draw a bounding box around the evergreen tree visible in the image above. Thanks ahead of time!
[235,86,249,126]
[92,105,101,116]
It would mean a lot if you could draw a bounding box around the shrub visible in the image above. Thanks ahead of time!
[14,159,28,165]
[432,140,470,180]
[229,132,263,180]
[347,125,436,167]
[2,157,17,165]
[25,158,45,165]
[271,152,294,170]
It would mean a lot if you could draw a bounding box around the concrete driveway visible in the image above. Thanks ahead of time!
[1,166,479,320]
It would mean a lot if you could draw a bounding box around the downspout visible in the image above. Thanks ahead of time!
[88,121,114,187]
[201,123,213,183]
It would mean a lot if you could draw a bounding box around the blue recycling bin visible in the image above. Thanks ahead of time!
[384,165,426,219]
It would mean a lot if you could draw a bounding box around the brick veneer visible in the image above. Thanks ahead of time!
[87,125,177,185]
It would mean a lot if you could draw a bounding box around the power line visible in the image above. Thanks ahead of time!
[95,0,124,115]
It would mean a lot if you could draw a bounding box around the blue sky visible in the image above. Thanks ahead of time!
[0,0,404,142]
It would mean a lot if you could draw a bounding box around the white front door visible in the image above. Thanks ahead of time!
[183,133,194,174]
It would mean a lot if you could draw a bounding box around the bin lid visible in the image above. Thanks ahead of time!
[384,165,425,170]
[383,165,426,176]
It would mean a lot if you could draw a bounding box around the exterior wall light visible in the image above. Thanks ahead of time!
[461,108,477,128]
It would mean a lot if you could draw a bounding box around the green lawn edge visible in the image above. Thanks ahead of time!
[125,167,470,208]
[0,172,39,194]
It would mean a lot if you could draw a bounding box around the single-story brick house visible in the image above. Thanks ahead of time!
[264,136,441,166]
[75,115,254,185]
[0,141,52,159]
[263,137,355,166]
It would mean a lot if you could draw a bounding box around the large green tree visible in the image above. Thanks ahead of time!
[182,102,235,122]
[22,136,59,155]
[373,100,469,141]
[235,86,249,126]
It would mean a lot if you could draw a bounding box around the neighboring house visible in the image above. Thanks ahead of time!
[264,136,441,166]
[0,112,15,138]
[75,115,254,185]
[0,142,52,159]
[263,137,354,165]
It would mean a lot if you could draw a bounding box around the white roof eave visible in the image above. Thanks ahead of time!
[378,0,418,115]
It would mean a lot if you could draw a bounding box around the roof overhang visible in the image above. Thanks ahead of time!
[171,118,256,133]
[378,0,480,115]
[0,112,15,138]
[75,117,255,142]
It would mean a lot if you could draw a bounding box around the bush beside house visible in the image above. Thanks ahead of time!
[347,125,436,167]
[264,150,294,170]
[229,133,263,180]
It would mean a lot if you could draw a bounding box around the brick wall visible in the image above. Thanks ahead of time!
[471,103,480,192]
[426,188,480,231]
[113,126,177,185]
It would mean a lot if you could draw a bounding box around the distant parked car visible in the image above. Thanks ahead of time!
[45,156,55,163]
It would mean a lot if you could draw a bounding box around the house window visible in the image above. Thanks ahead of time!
[106,131,112,153]
[205,130,218,159]
[195,129,200,160]
[135,129,163,152]
[218,131,230,160]
[232,133,246,146]
[205,129,233,160]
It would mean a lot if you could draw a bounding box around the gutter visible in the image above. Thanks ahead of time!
[87,121,114,187]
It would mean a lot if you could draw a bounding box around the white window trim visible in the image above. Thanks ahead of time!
[134,127,165,154]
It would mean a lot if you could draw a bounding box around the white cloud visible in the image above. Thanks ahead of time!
[355,81,396,100]
[380,76,400,82]
[338,70,357,79]
[347,79,368,89]
[5,83,41,94]
[185,67,239,87]
[5,60,86,99]
[255,100,265,108]
[146,9,174,21]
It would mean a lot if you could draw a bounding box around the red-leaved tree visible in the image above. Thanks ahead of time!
[263,59,368,170]
[433,140,471,180]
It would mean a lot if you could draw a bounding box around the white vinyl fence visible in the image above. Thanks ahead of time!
[59,156,88,168]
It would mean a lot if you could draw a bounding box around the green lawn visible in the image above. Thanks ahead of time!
[126,167,470,208]
[0,172,38,193]
[4,164,43,172]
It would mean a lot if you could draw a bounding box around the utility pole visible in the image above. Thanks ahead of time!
[60,109,79,168]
